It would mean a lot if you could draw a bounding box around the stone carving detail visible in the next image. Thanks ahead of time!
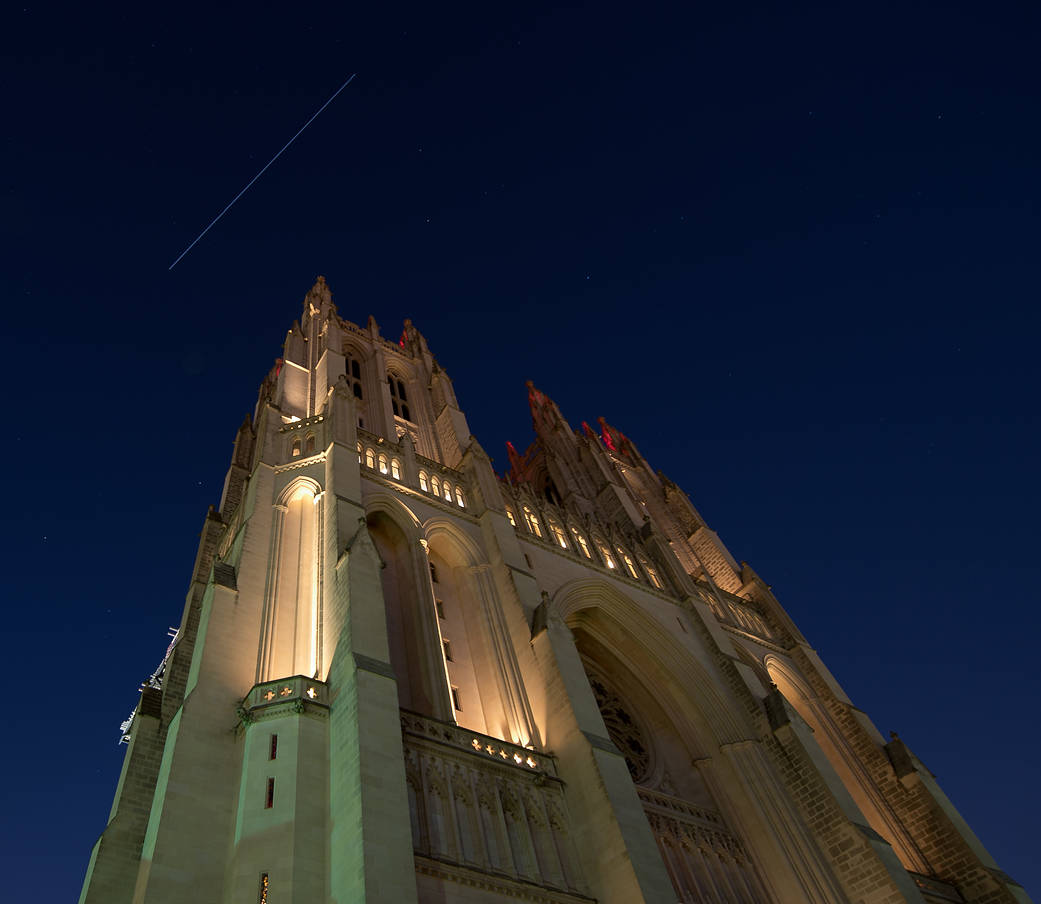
[402,710,590,901]
[639,786,770,903]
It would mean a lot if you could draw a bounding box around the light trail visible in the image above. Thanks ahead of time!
[169,73,357,270]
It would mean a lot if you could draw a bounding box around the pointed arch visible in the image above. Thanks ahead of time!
[424,517,539,747]
[553,579,746,747]
[259,476,325,683]
[365,492,451,720]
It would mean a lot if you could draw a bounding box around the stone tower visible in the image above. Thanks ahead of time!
[80,278,1030,904]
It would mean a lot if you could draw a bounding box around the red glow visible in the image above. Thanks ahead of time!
[602,431,616,450]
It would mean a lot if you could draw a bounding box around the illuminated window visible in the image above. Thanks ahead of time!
[505,507,517,527]
[549,519,568,549]
[451,686,462,711]
[596,540,616,569]
[455,487,465,508]
[345,349,364,399]
[570,527,592,558]
[258,873,269,904]
[419,471,429,492]
[618,548,640,579]
[388,374,411,421]
[356,440,362,463]
[640,555,664,589]
[523,506,542,538]
[390,458,401,480]
[265,778,275,809]
[378,453,389,475]
[291,438,301,458]
[443,639,454,662]
[269,734,278,760]
[431,475,441,498]
[443,481,453,501]
[304,434,316,454]
[365,448,375,469]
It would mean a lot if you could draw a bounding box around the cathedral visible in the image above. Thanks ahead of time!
[80,278,1029,904]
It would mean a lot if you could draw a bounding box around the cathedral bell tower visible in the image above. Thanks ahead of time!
[81,278,1030,904]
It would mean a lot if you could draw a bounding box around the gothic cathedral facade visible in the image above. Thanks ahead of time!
[81,278,1029,904]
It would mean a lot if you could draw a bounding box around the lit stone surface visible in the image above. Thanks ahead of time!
[79,277,1031,904]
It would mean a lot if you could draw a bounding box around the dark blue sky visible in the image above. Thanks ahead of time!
[3,3,1039,900]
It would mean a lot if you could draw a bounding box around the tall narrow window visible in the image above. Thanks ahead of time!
[344,350,364,399]
[388,374,412,421]
[258,873,270,904]
[390,458,402,480]
[523,506,542,538]
[570,527,592,558]
[269,734,278,760]
[265,778,275,809]
[640,555,664,589]
[619,548,640,579]
[356,440,362,463]
[419,470,429,492]
[451,686,462,711]
[304,434,316,454]
[443,639,454,662]
[365,448,375,469]
[596,540,616,569]
[455,487,465,508]
[505,507,517,527]
[443,481,453,501]
[431,475,441,498]
[435,598,446,618]
[429,561,439,583]
[291,438,301,457]
[378,453,389,475]
[549,519,568,549]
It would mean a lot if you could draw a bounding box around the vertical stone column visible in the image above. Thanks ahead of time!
[529,613,674,904]
[326,514,418,904]
[468,564,538,747]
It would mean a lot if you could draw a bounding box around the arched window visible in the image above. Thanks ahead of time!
[365,448,375,469]
[505,506,517,527]
[304,434,316,454]
[442,481,453,502]
[618,547,640,580]
[378,453,389,475]
[455,487,465,508]
[522,506,542,538]
[431,475,441,498]
[548,519,568,549]
[291,438,301,458]
[344,348,364,399]
[388,374,412,422]
[390,458,402,480]
[639,554,664,589]
[570,527,592,558]
[356,440,362,464]
[595,539,616,569]
[419,471,429,492]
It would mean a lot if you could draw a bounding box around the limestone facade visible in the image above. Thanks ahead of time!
[80,277,1031,904]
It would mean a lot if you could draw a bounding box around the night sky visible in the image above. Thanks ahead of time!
[4,3,1039,900]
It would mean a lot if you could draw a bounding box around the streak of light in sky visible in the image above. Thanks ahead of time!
[168,73,357,270]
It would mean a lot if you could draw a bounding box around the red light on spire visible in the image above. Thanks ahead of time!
[602,430,616,451]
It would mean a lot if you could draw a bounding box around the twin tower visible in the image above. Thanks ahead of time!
[81,278,1028,904]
